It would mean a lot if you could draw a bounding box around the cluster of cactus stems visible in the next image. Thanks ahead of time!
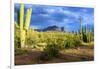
[79,17,92,43]
[18,4,32,48]
[79,17,83,41]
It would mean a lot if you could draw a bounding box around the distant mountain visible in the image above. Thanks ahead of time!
[35,25,65,32]
[34,29,43,32]
[34,25,94,33]
[42,25,61,32]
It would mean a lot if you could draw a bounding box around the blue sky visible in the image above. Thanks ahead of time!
[14,4,94,32]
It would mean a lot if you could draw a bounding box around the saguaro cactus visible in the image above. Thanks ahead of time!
[19,4,32,48]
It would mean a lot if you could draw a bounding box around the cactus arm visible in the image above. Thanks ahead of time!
[20,4,25,48]
[25,8,32,30]
[20,4,24,30]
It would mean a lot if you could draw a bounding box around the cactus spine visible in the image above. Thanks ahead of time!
[19,4,32,48]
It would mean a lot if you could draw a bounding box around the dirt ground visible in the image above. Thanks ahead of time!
[15,48,94,65]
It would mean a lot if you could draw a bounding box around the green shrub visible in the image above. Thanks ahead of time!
[65,39,75,48]
[65,35,81,48]
[44,43,60,59]
[14,36,20,48]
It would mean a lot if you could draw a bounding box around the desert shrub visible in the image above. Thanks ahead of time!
[25,37,37,48]
[55,37,66,49]
[65,39,75,48]
[14,28,20,48]
[14,36,20,48]
[73,35,81,46]
[65,35,81,48]
[44,43,60,59]
[25,31,39,48]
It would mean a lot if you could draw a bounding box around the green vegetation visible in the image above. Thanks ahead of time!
[15,26,94,48]
[15,4,32,48]
[15,4,94,65]
[15,27,94,60]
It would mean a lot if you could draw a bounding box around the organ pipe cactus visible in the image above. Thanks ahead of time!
[79,17,83,41]
[19,4,32,48]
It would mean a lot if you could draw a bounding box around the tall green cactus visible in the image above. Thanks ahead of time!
[19,4,32,48]
[82,21,92,43]
[87,29,91,43]
[79,17,83,41]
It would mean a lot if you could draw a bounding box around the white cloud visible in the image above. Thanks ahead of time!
[63,18,74,24]
[30,25,40,29]
[63,19,70,22]
[45,7,80,20]
[82,9,88,12]
[45,7,63,14]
